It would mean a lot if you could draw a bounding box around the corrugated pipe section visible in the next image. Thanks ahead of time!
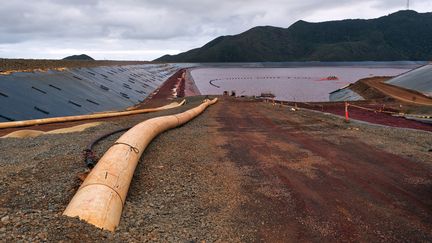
[63,98,218,231]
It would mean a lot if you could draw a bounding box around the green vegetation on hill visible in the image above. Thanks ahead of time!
[156,10,432,62]
[63,54,94,61]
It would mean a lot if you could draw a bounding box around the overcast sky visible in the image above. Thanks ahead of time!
[0,0,431,61]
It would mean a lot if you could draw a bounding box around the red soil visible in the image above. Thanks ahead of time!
[212,98,432,241]
[294,101,432,132]
[184,69,201,96]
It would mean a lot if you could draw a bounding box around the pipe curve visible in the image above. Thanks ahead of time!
[63,98,218,231]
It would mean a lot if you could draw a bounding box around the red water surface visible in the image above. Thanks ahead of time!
[191,67,412,102]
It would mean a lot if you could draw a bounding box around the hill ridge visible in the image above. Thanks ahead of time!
[156,10,432,62]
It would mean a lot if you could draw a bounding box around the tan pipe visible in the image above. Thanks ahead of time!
[2,122,103,138]
[0,100,185,129]
[63,98,218,231]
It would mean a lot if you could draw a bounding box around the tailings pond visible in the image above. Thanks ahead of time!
[190,63,422,102]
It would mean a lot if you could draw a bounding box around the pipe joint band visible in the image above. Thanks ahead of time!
[79,183,125,205]
[112,142,139,154]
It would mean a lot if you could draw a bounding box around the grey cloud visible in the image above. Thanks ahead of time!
[0,0,430,60]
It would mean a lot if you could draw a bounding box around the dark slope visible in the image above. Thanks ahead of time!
[156,10,432,62]
[63,54,94,60]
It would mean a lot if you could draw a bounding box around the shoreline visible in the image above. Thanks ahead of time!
[184,68,201,96]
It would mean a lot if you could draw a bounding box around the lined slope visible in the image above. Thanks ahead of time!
[0,64,186,122]
[386,64,432,97]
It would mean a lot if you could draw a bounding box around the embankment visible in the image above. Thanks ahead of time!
[0,64,187,122]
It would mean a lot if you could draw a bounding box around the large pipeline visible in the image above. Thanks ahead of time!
[0,100,185,129]
[63,98,218,231]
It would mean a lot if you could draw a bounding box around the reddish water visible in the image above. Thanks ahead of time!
[191,67,412,101]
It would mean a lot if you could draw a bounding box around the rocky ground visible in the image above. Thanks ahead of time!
[0,97,431,242]
[0,96,243,242]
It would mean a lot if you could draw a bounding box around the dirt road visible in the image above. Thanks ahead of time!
[211,98,432,242]
[1,97,431,241]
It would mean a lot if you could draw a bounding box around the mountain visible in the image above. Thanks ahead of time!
[156,10,432,62]
[63,54,94,61]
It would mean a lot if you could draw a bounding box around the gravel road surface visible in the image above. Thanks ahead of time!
[1,97,431,242]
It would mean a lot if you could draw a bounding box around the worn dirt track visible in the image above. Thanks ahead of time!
[1,96,431,242]
[211,98,432,242]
